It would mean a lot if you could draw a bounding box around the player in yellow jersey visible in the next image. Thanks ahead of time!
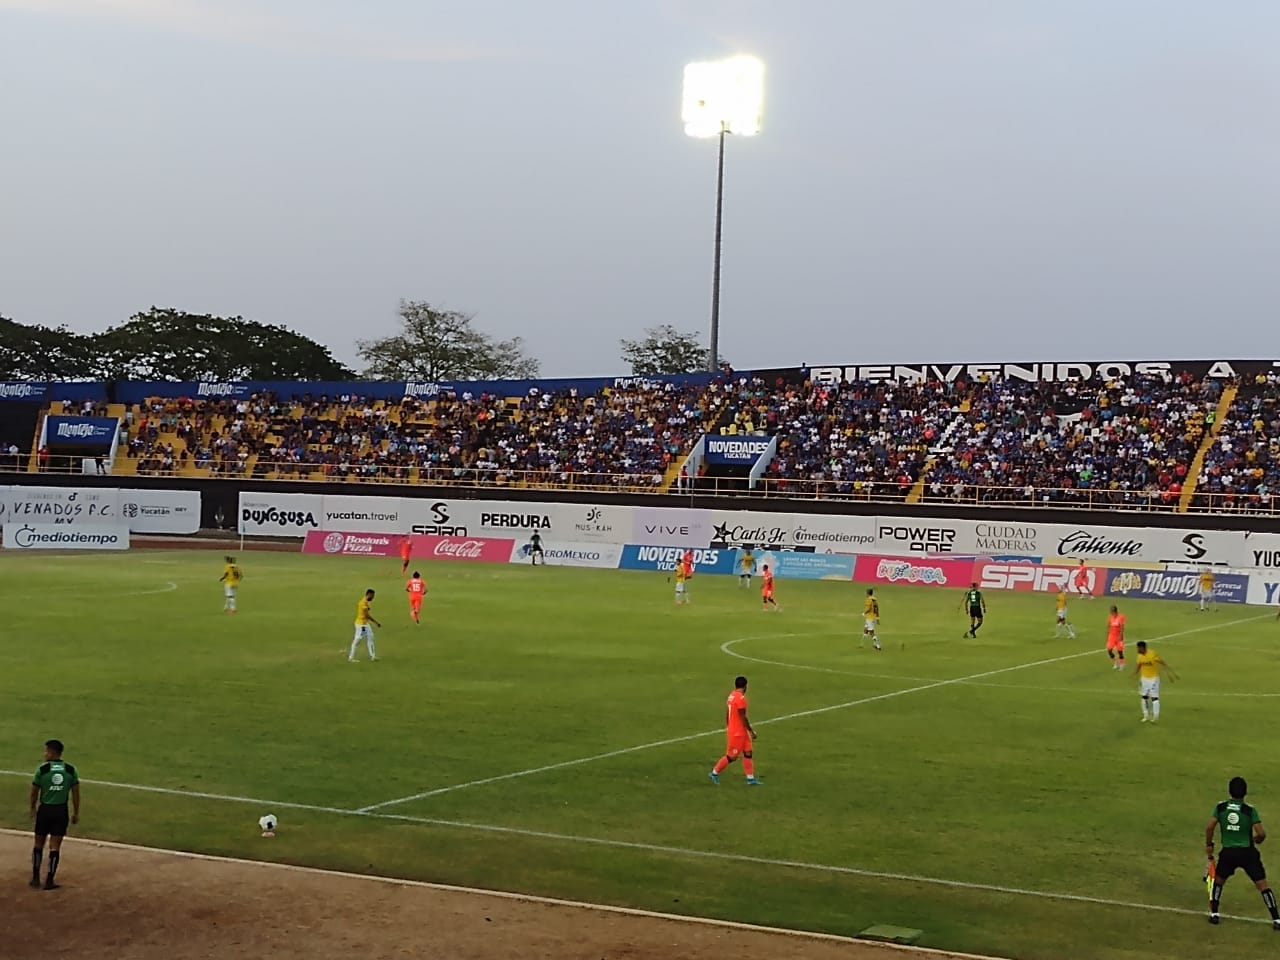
[674,559,691,605]
[1133,640,1177,724]
[1053,589,1076,638]
[219,555,242,614]
[1198,568,1217,612]
[348,589,381,662]
[860,588,882,651]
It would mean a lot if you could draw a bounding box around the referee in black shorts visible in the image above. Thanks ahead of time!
[1206,775,1280,928]
[30,739,80,890]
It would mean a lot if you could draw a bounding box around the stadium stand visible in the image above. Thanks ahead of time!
[6,366,1265,515]
[105,381,731,491]
[921,371,1225,509]
[1192,369,1280,512]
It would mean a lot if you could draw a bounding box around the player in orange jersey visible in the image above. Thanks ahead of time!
[400,536,413,576]
[1106,605,1126,670]
[1074,559,1092,598]
[708,676,761,786]
[761,564,779,611]
[405,571,427,623]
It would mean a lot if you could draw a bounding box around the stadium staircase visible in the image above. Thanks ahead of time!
[906,403,972,504]
[660,461,684,491]
[1177,381,1239,513]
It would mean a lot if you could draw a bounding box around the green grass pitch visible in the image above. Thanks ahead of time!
[3,549,1279,959]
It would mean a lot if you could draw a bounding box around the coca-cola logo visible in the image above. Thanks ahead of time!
[433,538,487,559]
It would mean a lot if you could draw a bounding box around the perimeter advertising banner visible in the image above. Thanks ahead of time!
[1105,568,1249,604]
[303,530,400,557]
[618,545,737,575]
[509,541,623,568]
[854,555,974,588]
[973,560,1103,596]
[870,518,1245,567]
[0,487,199,534]
[2,523,130,550]
[738,549,855,580]
[302,529,515,563]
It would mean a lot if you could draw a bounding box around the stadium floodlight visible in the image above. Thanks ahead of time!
[682,56,764,373]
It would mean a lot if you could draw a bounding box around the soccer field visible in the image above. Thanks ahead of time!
[2,548,1277,959]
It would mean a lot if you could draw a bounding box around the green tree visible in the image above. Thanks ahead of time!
[0,316,98,381]
[94,308,354,381]
[620,325,724,376]
[357,300,539,380]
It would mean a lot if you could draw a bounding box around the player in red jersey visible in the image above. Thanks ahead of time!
[709,676,761,786]
[400,536,413,576]
[405,571,427,623]
[761,564,779,611]
[1106,605,1126,670]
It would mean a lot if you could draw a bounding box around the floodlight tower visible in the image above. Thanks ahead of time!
[682,56,764,373]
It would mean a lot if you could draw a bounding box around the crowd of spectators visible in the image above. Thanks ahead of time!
[122,381,726,489]
[719,376,964,498]
[923,370,1219,508]
[83,369,1257,514]
[1192,370,1280,513]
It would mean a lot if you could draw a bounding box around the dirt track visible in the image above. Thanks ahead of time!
[0,833,997,960]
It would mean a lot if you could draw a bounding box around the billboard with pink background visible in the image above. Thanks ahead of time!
[854,555,977,588]
[303,530,515,563]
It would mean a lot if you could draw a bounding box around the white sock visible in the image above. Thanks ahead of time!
[349,635,361,659]
[1152,699,1160,720]
[1141,698,1149,718]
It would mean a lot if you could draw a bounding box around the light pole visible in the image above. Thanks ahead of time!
[682,56,764,373]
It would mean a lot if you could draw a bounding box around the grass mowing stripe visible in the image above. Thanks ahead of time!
[0,778,1262,927]
[360,612,1268,812]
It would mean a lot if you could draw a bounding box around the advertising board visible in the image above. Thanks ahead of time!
[118,489,201,535]
[509,541,622,568]
[630,507,712,548]
[320,495,407,534]
[2,523,130,550]
[409,535,515,563]
[870,517,1244,567]
[854,555,974,588]
[302,530,400,557]
[974,560,1103,595]
[712,511,876,551]
[238,492,323,536]
[618,545,737,575]
[1105,569,1249,604]
[1,486,119,526]
[703,435,772,466]
[739,550,855,581]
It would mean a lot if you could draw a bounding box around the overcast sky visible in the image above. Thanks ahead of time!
[2,0,1278,378]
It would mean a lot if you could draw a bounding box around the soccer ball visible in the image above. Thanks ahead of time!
[259,814,277,837]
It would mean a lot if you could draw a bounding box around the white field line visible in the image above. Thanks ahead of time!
[0,829,1010,960]
[359,613,1269,813]
[0,795,1264,928]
